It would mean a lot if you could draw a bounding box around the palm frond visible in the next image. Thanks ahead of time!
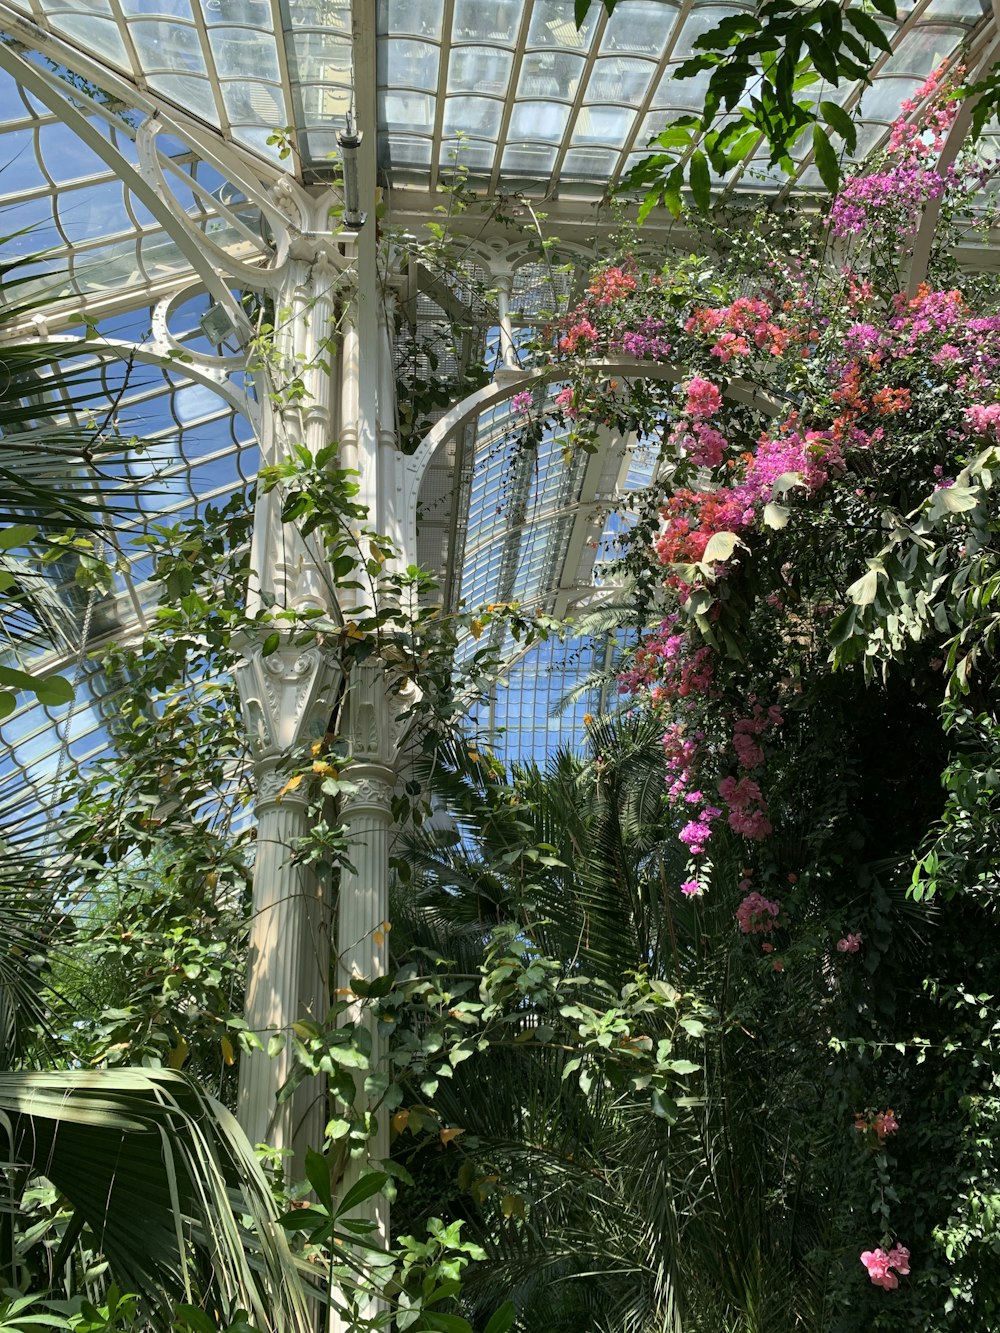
[0,1069,312,1333]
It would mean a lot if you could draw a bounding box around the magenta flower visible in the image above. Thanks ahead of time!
[511,390,533,414]
[680,879,703,897]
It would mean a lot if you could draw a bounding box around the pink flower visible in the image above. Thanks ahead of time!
[837,932,863,953]
[861,1249,898,1290]
[736,891,781,934]
[511,390,533,414]
[861,1243,910,1289]
[964,402,1000,435]
[680,879,704,897]
[874,1109,899,1140]
[887,1244,910,1275]
[683,376,723,418]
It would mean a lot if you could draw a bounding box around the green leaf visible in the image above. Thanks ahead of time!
[426,1317,474,1333]
[32,674,74,706]
[335,1169,389,1217]
[482,1303,517,1333]
[846,8,892,54]
[820,99,857,153]
[688,149,711,214]
[812,124,840,194]
[0,523,38,551]
[261,632,281,656]
[0,1069,312,1332]
[305,1147,333,1210]
[666,1058,701,1075]
[870,0,897,14]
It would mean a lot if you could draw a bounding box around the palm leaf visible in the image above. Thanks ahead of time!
[0,1069,312,1333]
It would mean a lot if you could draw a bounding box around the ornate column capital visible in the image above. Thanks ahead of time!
[234,633,343,794]
[345,763,396,816]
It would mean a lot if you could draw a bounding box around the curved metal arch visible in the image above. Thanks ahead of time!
[0,43,255,334]
[37,335,256,425]
[399,357,782,568]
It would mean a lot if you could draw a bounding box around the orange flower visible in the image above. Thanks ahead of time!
[873,386,911,415]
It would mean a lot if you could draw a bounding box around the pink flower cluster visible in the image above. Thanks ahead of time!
[559,317,597,354]
[679,802,722,856]
[553,385,578,419]
[736,891,781,935]
[720,775,773,840]
[830,64,961,238]
[685,296,794,362]
[668,376,729,467]
[684,376,723,417]
[855,1108,899,1143]
[616,617,714,707]
[860,1244,910,1290]
[717,703,782,840]
[837,931,863,953]
[587,264,638,307]
[875,1109,899,1139]
[964,402,1000,435]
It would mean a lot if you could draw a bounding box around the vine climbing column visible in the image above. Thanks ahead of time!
[236,184,354,1162]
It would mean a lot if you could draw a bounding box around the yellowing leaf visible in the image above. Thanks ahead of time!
[167,1036,189,1070]
[392,1109,411,1134]
[277,773,304,801]
[501,1193,525,1220]
[220,1035,235,1066]
[312,760,338,776]
[373,930,384,948]
[470,617,483,639]
[440,1127,465,1146]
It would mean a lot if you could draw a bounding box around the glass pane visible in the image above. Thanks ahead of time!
[448,46,513,95]
[443,96,504,139]
[508,101,572,142]
[452,0,521,44]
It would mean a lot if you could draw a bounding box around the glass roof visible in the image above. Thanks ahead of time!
[1,0,999,798]
[0,0,991,208]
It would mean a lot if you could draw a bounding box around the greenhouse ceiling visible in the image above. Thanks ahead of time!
[0,0,996,264]
[1,0,999,799]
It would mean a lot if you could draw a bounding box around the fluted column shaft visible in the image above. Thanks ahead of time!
[238,774,330,1159]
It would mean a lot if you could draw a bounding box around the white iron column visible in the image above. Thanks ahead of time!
[238,190,351,1163]
[236,638,342,1160]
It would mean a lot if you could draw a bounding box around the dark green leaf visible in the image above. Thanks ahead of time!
[484,1302,517,1333]
[820,99,857,153]
[688,149,711,214]
[305,1147,333,1211]
[846,8,892,53]
[812,123,840,194]
[335,1169,389,1217]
